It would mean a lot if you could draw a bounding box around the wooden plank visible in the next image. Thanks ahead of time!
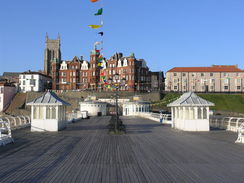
[1,116,244,182]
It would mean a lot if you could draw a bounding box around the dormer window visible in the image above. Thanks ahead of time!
[123,58,128,67]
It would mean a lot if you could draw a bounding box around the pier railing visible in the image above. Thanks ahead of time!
[210,116,244,132]
[0,115,31,130]
[136,113,172,124]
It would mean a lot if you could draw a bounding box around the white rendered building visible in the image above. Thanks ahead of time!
[167,92,214,131]
[27,91,70,132]
[19,71,52,92]
[79,101,107,116]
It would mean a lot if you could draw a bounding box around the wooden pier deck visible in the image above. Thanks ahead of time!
[1,116,244,183]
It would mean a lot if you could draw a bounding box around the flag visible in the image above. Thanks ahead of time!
[88,25,103,29]
[94,41,102,45]
[94,8,103,16]
[98,57,104,62]
[98,32,104,36]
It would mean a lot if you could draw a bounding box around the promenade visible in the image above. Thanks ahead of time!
[0,116,244,183]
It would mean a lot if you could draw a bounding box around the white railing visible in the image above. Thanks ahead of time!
[210,116,244,132]
[136,112,172,124]
[0,115,31,130]
[0,119,14,146]
[235,123,244,143]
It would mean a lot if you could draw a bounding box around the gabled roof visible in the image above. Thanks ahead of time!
[167,65,244,73]
[167,92,214,107]
[2,72,21,77]
[27,91,70,106]
[21,71,51,78]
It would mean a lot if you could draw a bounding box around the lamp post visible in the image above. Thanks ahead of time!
[108,73,126,133]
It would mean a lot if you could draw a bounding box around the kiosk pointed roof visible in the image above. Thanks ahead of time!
[167,92,214,107]
[27,91,70,106]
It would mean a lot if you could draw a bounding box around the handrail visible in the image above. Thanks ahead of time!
[0,119,14,146]
[235,123,244,143]
[0,115,31,130]
[210,116,244,132]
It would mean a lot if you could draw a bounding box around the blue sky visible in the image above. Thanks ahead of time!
[0,0,244,75]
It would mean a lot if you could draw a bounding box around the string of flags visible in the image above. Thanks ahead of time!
[88,0,114,89]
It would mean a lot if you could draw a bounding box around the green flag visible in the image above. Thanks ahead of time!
[94,8,103,16]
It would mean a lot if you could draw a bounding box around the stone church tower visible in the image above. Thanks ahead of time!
[44,33,61,76]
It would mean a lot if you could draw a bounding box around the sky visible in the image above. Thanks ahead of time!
[0,0,244,75]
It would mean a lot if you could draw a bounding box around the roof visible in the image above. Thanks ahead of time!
[123,101,151,105]
[0,81,16,87]
[167,65,244,73]
[27,91,70,106]
[167,92,214,107]
[2,72,21,77]
[79,101,107,105]
[21,71,52,78]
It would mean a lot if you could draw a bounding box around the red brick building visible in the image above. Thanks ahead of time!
[51,48,152,92]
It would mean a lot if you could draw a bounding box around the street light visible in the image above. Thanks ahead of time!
[108,73,126,133]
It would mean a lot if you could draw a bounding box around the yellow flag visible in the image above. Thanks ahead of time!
[88,25,102,29]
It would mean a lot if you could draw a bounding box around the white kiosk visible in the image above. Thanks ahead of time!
[27,91,70,132]
[122,96,151,116]
[167,92,214,131]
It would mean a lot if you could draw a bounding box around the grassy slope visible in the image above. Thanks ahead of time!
[199,94,244,114]
[153,93,244,114]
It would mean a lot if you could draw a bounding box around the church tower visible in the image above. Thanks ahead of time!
[44,33,61,76]
[89,44,100,90]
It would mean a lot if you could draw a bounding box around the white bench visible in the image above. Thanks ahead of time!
[0,120,14,146]
[235,123,244,143]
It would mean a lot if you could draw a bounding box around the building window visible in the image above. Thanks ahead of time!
[237,86,241,90]
[223,73,227,76]
[203,108,207,119]
[182,73,186,77]
[224,79,229,84]
[174,73,177,76]
[210,73,213,76]
[236,79,241,84]
[192,73,195,77]
[201,73,204,76]
[46,107,56,119]
[174,86,177,90]
[224,86,228,90]
[197,108,202,119]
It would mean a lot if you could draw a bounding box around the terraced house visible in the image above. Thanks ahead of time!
[165,65,244,93]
